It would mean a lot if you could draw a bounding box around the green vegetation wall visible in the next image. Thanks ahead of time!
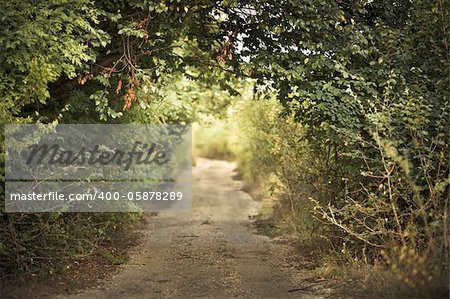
[0,1,448,293]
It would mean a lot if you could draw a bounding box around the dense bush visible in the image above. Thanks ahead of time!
[211,1,449,295]
[228,89,448,295]
[0,212,139,277]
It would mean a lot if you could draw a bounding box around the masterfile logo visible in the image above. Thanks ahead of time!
[5,124,192,212]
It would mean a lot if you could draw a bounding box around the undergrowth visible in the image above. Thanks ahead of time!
[194,97,449,298]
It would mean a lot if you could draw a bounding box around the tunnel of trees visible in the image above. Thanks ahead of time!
[0,0,448,296]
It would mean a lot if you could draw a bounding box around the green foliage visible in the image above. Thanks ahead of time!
[224,0,449,294]
[0,0,109,119]
[0,0,448,295]
[193,120,236,161]
[233,99,319,235]
[233,92,448,296]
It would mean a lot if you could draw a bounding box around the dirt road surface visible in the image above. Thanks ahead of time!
[58,158,328,299]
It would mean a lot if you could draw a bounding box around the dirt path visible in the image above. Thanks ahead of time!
[58,158,328,299]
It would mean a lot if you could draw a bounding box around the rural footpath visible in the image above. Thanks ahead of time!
[56,158,331,299]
